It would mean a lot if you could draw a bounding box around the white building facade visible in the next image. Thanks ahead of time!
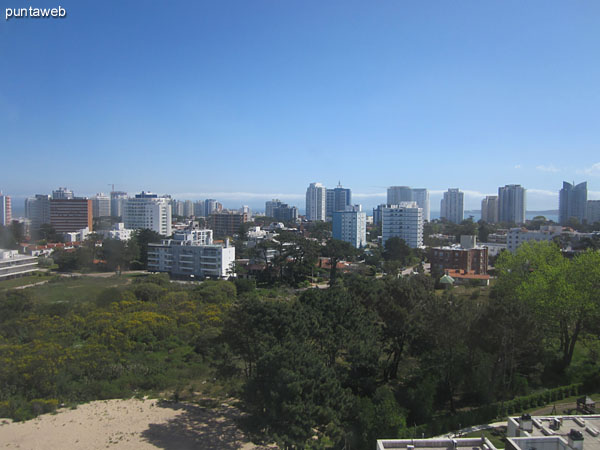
[381,202,423,249]
[148,229,235,279]
[123,192,172,236]
[92,193,111,218]
[412,188,430,222]
[305,182,327,221]
[0,249,38,280]
[440,188,464,224]
[506,226,562,252]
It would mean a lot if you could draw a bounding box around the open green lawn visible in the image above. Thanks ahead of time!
[0,272,54,290]
[25,275,132,304]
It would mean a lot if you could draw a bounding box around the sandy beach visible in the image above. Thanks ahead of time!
[0,398,275,450]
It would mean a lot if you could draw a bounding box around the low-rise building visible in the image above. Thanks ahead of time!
[98,223,134,241]
[430,236,488,275]
[507,226,563,252]
[63,227,90,243]
[148,229,235,279]
[0,249,38,280]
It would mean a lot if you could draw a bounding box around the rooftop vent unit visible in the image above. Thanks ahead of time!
[520,414,533,432]
[550,418,562,430]
[568,429,584,450]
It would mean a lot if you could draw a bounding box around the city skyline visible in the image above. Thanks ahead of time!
[4,180,600,217]
[2,1,600,213]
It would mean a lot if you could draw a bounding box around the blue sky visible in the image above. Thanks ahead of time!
[1,0,600,213]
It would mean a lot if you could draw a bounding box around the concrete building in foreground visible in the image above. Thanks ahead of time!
[381,202,423,249]
[123,192,172,236]
[148,229,235,279]
[378,413,600,450]
[377,436,496,450]
[506,414,600,450]
[0,249,38,280]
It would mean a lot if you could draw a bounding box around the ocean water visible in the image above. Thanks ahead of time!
[430,211,559,223]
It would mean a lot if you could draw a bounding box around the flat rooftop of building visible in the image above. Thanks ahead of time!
[377,437,496,450]
[508,415,600,450]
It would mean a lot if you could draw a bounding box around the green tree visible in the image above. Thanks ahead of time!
[132,229,162,269]
[322,239,356,285]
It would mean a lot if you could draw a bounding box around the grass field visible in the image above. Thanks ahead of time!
[24,275,133,304]
[0,272,54,290]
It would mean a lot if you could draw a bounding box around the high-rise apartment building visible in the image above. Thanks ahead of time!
[193,200,205,217]
[306,182,327,221]
[92,193,111,218]
[332,205,366,248]
[326,183,352,219]
[381,202,423,249]
[207,211,249,237]
[123,192,172,236]
[586,200,600,224]
[171,199,184,217]
[387,186,413,205]
[272,203,298,222]
[266,199,282,218]
[498,184,526,224]
[25,194,51,231]
[481,195,499,223]
[204,199,219,217]
[50,198,93,233]
[183,200,194,218]
[559,181,587,225]
[110,191,128,218]
[440,189,464,224]
[412,188,430,222]
[0,192,11,226]
[52,187,74,200]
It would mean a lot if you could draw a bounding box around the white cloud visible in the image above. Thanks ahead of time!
[589,190,600,200]
[578,162,600,176]
[172,192,304,200]
[353,192,386,198]
[514,164,522,169]
[536,165,559,173]
[527,189,556,197]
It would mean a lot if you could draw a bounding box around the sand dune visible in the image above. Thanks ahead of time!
[0,398,276,449]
